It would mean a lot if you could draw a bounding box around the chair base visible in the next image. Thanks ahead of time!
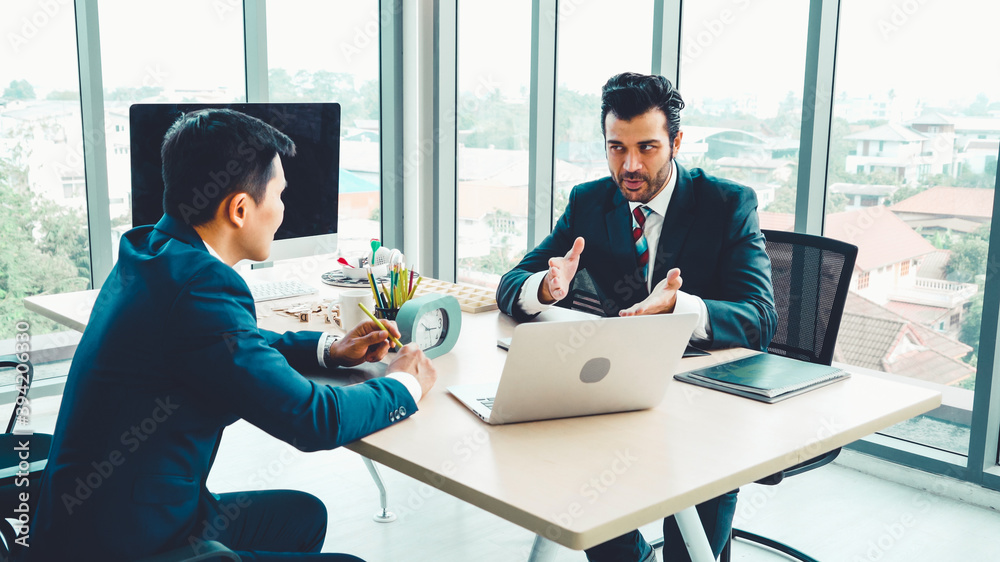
[654,528,821,562]
[728,528,821,562]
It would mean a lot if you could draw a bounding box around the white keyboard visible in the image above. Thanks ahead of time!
[248,279,318,302]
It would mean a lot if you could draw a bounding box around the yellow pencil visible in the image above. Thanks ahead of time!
[358,302,404,348]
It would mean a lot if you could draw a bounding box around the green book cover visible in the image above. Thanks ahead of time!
[678,353,848,400]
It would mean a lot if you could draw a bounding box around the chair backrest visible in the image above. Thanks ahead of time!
[762,229,858,366]
[0,355,33,433]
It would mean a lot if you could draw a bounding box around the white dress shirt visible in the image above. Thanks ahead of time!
[516,160,712,343]
[199,238,422,402]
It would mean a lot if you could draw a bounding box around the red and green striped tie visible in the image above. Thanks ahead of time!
[632,205,652,281]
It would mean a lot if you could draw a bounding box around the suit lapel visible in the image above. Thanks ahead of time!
[605,186,648,298]
[652,163,696,284]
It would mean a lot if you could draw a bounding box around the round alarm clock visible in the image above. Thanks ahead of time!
[395,294,462,359]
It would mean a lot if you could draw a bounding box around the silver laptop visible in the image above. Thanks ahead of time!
[448,313,698,424]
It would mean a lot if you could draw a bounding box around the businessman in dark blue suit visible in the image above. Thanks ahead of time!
[497,73,777,561]
[30,109,436,561]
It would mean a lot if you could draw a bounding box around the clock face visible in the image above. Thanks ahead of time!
[415,308,448,350]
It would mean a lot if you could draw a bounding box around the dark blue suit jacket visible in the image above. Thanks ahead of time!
[30,214,418,561]
[497,165,777,350]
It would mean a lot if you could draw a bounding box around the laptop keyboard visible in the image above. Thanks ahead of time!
[477,397,496,410]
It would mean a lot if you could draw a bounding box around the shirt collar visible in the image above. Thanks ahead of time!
[200,237,225,264]
[628,159,677,217]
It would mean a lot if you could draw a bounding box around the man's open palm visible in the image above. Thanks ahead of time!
[619,268,683,316]
[540,237,585,303]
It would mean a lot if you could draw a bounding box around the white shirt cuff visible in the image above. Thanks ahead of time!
[516,271,557,316]
[673,290,711,343]
[386,372,423,403]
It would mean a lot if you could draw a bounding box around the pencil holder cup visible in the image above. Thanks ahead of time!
[375,307,399,321]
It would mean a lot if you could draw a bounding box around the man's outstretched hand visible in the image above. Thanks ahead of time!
[538,237,585,304]
[619,268,683,316]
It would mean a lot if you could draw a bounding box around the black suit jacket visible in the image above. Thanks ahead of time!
[30,214,418,561]
[497,164,777,350]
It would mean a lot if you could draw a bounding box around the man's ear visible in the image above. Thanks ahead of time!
[671,130,683,158]
[226,193,251,228]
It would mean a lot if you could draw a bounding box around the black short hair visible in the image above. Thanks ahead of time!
[600,72,685,142]
[161,108,296,226]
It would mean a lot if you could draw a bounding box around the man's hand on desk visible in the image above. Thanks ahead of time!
[539,236,585,304]
[619,267,682,316]
[330,320,402,367]
[387,344,437,399]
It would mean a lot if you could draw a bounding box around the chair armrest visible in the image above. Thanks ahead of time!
[136,541,241,562]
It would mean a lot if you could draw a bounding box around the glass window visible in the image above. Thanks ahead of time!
[552,0,654,220]
[268,0,382,258]
[679,0,809,229]
[0,1,91,342]
[456,0,532,288]
[826,0,1000,456]
[98,0,246,260]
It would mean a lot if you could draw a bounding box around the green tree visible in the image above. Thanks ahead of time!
[461,88,529,150]
[45,90,79,101]
[946,226,990,282]
[0,148,91,339]
[554,86,601,144]
[890,184,925,205]
[458,210,525,276]
[3,79,36,100]
[966,93,991,117]
[104,85,162,101]
[959,292,983,363]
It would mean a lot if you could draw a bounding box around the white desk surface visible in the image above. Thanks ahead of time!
[23,258,942,551]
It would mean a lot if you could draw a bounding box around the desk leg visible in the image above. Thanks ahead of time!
[675,506,716,562]
[362,456,396,523]
[526,535,559,562]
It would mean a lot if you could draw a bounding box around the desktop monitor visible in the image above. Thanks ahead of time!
[129,102,341,263]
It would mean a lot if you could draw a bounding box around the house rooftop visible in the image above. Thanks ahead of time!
[890,186,994,220]
[905,111,955,126]
[835,293,973,385]
[829,183,898,197]
[758,211,794,232]
[845,122,927,143]
[824,209,937,271]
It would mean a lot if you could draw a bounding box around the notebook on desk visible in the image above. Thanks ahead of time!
[450,313,698,424]
[674,352,850,404]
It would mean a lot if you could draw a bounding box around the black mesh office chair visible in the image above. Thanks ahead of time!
[719,229,858,562]
[0,354,51,553]
[0,356,239,561]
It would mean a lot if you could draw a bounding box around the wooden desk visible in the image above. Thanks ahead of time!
[24,259,942,560]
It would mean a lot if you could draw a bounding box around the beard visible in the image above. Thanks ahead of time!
[613,156,673,203]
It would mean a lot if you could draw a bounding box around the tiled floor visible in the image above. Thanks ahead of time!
[19,393,1000,561]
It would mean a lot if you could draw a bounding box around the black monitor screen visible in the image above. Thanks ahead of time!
[129,103,340,242]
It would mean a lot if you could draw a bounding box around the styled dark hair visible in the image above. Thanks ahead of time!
[600,72,685,142]
[161,108,296,226]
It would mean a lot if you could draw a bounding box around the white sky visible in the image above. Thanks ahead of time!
[2,0,1000,112]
